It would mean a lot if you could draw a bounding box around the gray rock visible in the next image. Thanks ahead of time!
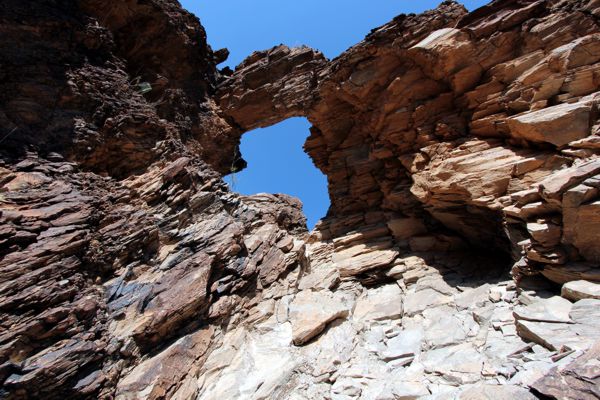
[422,343,485,385]
[353,284,404,322]
[516,320,598,351]
[415,275,457,296]
[458,383,537,400]
[454,284,491,310]
[289,290,350,345]
[562,280,600,301]
[404,288,453,317]
[380,328,423,361]
[422,306,476,348]
[513,296,573,323]
[390,380,430,399]
[569,298,600,325]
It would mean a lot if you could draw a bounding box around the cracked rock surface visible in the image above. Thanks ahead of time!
[2,0,600,398]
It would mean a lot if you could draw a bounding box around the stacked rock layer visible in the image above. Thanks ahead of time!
[1,0,599,399]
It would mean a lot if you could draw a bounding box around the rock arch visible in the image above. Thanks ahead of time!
[217,1,600,284]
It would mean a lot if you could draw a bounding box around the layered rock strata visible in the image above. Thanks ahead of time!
[1,0,600,399]
[218,0,600,286]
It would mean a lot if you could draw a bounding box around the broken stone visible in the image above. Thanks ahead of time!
[389,380,430,399]
[513,296,573,323]
[526,221,562,247]
[422,305,476,348]
[332,242,399,277]
[379,328,423,361]
[531,341,600,400]
[562,280,600,301]
[454,284,491,310]
[403,288,453,317]
[516,319,598,351]
[288,290,349,345]
[507,100,593,147]
[353,284,403,322]
[458,383,537,400]
[422,343,486,385]
[542,263,600,285]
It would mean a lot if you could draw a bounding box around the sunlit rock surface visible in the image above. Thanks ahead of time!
[2,0,600,398]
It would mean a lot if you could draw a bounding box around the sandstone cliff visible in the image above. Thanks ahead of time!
[1,0,600,399]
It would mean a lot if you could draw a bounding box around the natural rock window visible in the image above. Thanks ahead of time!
[4,1,600,398]
[225,117,329,229]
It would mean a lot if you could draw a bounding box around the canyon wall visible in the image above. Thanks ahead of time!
[1,0,600,399]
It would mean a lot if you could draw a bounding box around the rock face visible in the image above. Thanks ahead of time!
[2,0,600,399]
[218,0,600,286]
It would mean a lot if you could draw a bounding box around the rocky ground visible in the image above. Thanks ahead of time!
[1,0,600,399]
[193,241,600,399]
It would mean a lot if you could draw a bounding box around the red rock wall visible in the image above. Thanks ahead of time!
[218,0,600,284]
[0,1,304,398]
[2,0,600,398]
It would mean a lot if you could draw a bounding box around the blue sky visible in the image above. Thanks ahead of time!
[180,0,489,228]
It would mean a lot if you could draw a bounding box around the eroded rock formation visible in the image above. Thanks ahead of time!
[218,0,600,285]
[1,0,600,399]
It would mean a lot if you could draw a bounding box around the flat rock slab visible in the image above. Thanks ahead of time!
[288,290,350,345]
[423,305,476,348]
[353,283,404,322]
[516,319,599,351]
[333,245,399,277]
[459,383,537,400]
[298,264,340,291]
[379,328,423,361]
[562,280,600,301]
[422,343,486,385]
[454,284,492,310]
[404,288,453,316]
[539,158,600,202]
[390,380,430,399]
[513,296,573,323]
[507,100,592,147]
[570,299,600,327]
[542,263,600,285]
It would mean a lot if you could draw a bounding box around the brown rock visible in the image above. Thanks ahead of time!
[507,100,594,147]
[3,0,600,397]
[527,222,562,247]
[217,46,327,131]
[531,341,600,400]
[116,328,213,400]
[332,241,399,277]
[542,263,600,284]
[539,159,600,203]
[564,200,600,262]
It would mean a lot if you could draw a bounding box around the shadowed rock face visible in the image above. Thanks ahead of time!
[2,0,600,398]
[0,0,239,177]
